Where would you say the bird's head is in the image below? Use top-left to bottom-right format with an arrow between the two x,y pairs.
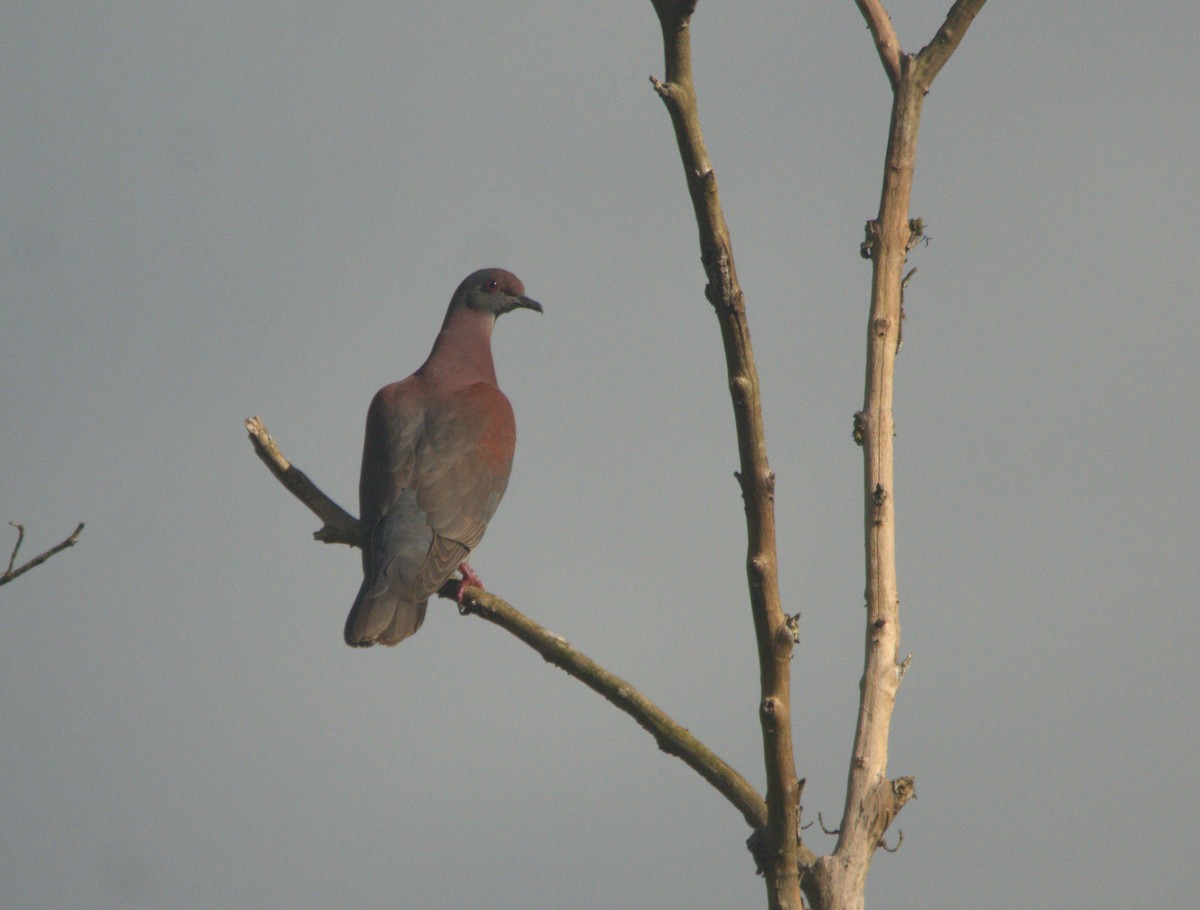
453,268 -> 543,318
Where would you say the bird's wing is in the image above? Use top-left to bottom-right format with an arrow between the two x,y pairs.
359,378 -> 426,526
361,380 -> 516,603
409,382 -> 516,595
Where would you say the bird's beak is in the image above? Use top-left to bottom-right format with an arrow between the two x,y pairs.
514,295 -> 543,314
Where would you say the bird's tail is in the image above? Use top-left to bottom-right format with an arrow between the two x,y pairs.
344,577 -> 427,647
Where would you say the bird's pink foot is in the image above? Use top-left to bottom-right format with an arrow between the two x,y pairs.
456,562 -> 485,603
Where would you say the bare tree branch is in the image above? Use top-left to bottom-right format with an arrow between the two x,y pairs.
442,578 -> 772,833
244,416 -> 358,545
854,0 -> 902,88
804,3 -> 988,907
914,0 -> 988,88
4,523 -> 22,577
648,3 -> 801,908
244,415 -> 778,839
1,521 -> 85,587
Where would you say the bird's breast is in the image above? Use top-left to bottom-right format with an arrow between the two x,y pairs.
456,383 -> 516,474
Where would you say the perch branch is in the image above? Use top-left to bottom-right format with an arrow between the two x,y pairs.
649,2 -> 801,907
244,416 -> 358,545
245,415 -> 779,839
1,521 -> 85,587
444,579 -> 772,833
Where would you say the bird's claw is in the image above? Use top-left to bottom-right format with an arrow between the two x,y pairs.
456,562 -> 485,604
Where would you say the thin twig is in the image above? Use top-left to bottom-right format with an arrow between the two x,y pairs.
5,523 -> 24,576
0,522 -> 85,587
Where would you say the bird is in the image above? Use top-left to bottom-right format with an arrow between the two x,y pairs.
344,268 -> 542,647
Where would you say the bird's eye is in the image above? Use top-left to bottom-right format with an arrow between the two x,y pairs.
484,279 -> 499,291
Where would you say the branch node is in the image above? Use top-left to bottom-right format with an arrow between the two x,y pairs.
872,483 -> 888,507
906,217 -> 927,252
774,618 -> 798,654
759,696 -> 782,731
852,411 -> 867,446
785,612 -> 801,644
5,522 -> 24,574
897,653 -> 913,682
860,219 -> 880,259
745,828 -> 767,877
728,373 -> 751,399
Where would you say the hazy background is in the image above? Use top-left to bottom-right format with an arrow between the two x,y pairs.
3,3 -> 1196,908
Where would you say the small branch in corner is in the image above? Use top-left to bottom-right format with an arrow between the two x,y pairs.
4,522 -> 23,576
0,521 -> 85,587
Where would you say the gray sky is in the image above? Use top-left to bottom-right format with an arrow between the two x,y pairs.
2,3 -> 1196,908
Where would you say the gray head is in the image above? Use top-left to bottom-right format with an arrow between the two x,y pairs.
451,268 -> 543,318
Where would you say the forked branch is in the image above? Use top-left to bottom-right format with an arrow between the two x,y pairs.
1,521 -> 85,588
805,2 -> 987,907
